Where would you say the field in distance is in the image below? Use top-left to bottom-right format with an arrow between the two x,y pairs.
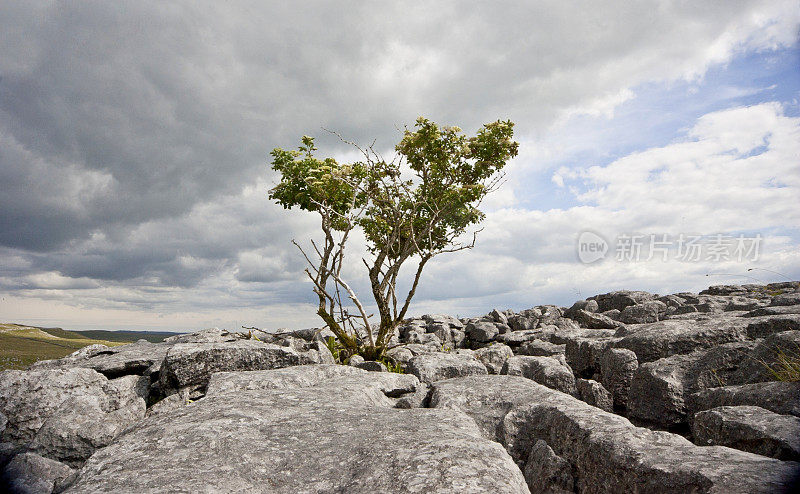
0,323 -> 178,371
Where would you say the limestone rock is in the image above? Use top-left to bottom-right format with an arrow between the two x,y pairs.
590,290 -> 654,312
29,375 -> 147,467
29,341 -> 171,379
693,405 -> 800,461
406,353 -> 487,384
0,369 -> 108,445
515,340 -> 565,357
614,316 -> 751,363
465,321 -> 500,343
1,452 -> 74,494
618,300 -> 666,324
627,341 -> 756,428
157,340 -> 321,395
474,344 -> 514,374
575,379 -> 613,412
570,309 -> 621,329
523,440 -> 574,494
501,356 -> 576,396
600,348 -> 638,411
501,387 -> 799,493
66,369 -> 528,494
731,330 -> 800,385
687,381 -> 800,419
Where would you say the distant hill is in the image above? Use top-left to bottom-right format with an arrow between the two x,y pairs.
0,323 -> 180,371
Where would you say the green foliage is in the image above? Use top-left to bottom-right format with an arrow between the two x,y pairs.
379,357 -> 405,374
761,344 -> 800,382
325,336 -> 343,362
268,117 -> 518,361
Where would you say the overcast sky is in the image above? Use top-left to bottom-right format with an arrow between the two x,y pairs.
1,1 -> 799,332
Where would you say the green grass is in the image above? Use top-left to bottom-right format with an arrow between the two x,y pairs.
0,323 -> 176,371
761,344 -> 800,382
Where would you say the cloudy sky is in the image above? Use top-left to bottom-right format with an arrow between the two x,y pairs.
1,1 -> 799,332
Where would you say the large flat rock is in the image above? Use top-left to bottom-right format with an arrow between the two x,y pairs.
157,340 -> 322,393
66,367 -> 528,494
428,375 -> 799,493
693,406 -> 800,461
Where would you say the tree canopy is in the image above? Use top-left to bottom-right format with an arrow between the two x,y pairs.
269,117 -> 518,361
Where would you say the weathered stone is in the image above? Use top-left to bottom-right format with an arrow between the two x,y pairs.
515,340 -> 565,357
431,375 -> 798,493
725,297 -> 765,311
614,316 -> 751,363
385,346 -> 414,366
1,452 -> 74,494
575,379 -> 613,412
29,341 -> 172,379
501,356 -> 576,396
687,381 -> 800,419
536,306 -> 564,326
565,337 -> 620,378
627,342 -> 757,428
406,353 -> 487,384
508,309 -> 540,331
564,299 -> 599,318
745,305 -> 800,317
465,321 -> 500,343
745,315 -> 800,338
490,308 -> 509,324
422,313 -> 464,330
693,406 -> 800,461
394,383 -> 431,409
501,387 -> 799,494
354,360 -> 388,372
771,292 -> 800,306
618,300 -> 666,324
541,325 -> 613,345
570,309 -> 621,329
498,330 -> 542,346
29,375 -> 147,467
600,348 -> 638,411
523,440 -> 574,494
731,330 -> 800,384
406,331 -> 442,346
474,344 -> 514,374
66,370 -> 528,494
0,369 -> 108,445
590,290 -> 655,312
347,355 -> 365,366
157,340 -> 320,394
428,375 -> 548,442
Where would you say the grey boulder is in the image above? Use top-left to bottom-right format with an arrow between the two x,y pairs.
66,367 -> 528,494
406,353 -> 487,384
693,405 -> 800,461
2,452 -> 74,494
157,340 -> 321,395
474,344 -> 513,374
501,356 -> 576,396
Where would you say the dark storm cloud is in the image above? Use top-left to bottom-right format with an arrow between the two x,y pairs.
0,0 -> 795,307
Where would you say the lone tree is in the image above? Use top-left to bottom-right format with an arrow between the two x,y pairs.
269,117 -> 518,361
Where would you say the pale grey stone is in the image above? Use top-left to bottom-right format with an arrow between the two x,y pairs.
465,321 -> 500,343
157,340 -> 321,394
600,347 -> 638,411
2,452 -> 74,494
66,370 -> 528,494
501,356 -> 576,396
0,369 -> 108,445
406,353 -> 487,384
523,440 -> 574,494
693,405 -> 800,461
576,379 -> 613,412
474,344 -> 513,374
618,300 -> 667,324
687,381 -> 800,419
